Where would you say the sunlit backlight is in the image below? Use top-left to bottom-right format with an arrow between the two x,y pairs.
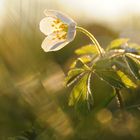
59,0 -> 140,30
0,0 -> 5,15
0,0 -> 5,29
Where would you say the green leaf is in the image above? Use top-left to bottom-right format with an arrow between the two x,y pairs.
107,38 -> 129,50
86,73 -> 94,109
116,70 -> 137,88
105,49 -> 125,59
75,44 -> 98,55
128,43 -> 140,54
126,53 -> 140,60
95,70 -> 125,88
70,58 -> 91,70
68,73 -> 93,107
125,54 -> 140,80
111,57 -> 128,70
68,73 -> 88,106
65,68 -> 85,87
76,55 -> 92,64
94,90 -> 116,111
93,58 -> 112,70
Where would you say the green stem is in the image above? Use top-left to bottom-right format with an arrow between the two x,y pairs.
114,88 -> 124,109
76,26 -> 104,57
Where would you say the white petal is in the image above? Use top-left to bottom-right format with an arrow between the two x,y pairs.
44,9 -> 77,25
41,35 -> 68,52
67,23 -> 76,42
39,17 -> 56,36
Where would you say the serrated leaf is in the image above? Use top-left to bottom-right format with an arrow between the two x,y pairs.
65,68 -> 85,87
107,38 -> 129,50
70,58 -> 91,70
126,53 -> 140,60
105,49 -> 125,59
125,54 -> 140,80
87,73 -> 94,109
116,70 -> 137,88
92,58 -> 112,70
68,73 -> 93,107
95,70 -> 125,88
111,57 -> 128,70
101,90 -> 116,107
68,74 -> 88,106
75,44 -> 98,55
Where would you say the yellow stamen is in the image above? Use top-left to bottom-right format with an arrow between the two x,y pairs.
51,20 -> 68,40
59,24 -> 67,29
53,19 -> 61,24
61,33 -> 67,39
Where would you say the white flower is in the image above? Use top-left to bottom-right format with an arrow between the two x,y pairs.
39,10 -> 76,52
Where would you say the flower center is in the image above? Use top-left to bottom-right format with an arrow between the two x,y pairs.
51,19 -> 68,40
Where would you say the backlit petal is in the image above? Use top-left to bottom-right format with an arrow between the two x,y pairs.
44,10 -> 77,25
67,23 -> 76,41
41,35 -> 68,52
40,10 -> 77,52
39,17 -> 56,36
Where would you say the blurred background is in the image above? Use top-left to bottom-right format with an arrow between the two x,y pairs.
0,0 -> 140,139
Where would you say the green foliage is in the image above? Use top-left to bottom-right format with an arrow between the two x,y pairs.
66,38 -> 140,110
65,68 -> 85,87
124,54 -> 140,80
107,38 -> 129,50
95,70 -> 125,88
94,89 -> 116,111
92,58 -> 112,69
70,58 -> 91,70
68,73 -> 92,106
75,55 -> 92,64
128,43 -> 140,54
116,70 -> 137,88
75,44 -> 98,55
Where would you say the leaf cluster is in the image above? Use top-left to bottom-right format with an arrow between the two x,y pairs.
65,38 -> 140,110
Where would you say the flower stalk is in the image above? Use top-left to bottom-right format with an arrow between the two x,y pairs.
76,26 -> 104,57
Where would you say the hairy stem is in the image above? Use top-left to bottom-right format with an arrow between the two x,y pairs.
76,26 -> 104,57
114,88 -> 124,109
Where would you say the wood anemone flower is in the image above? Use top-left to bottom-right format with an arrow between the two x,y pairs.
39,10 -> 77,52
